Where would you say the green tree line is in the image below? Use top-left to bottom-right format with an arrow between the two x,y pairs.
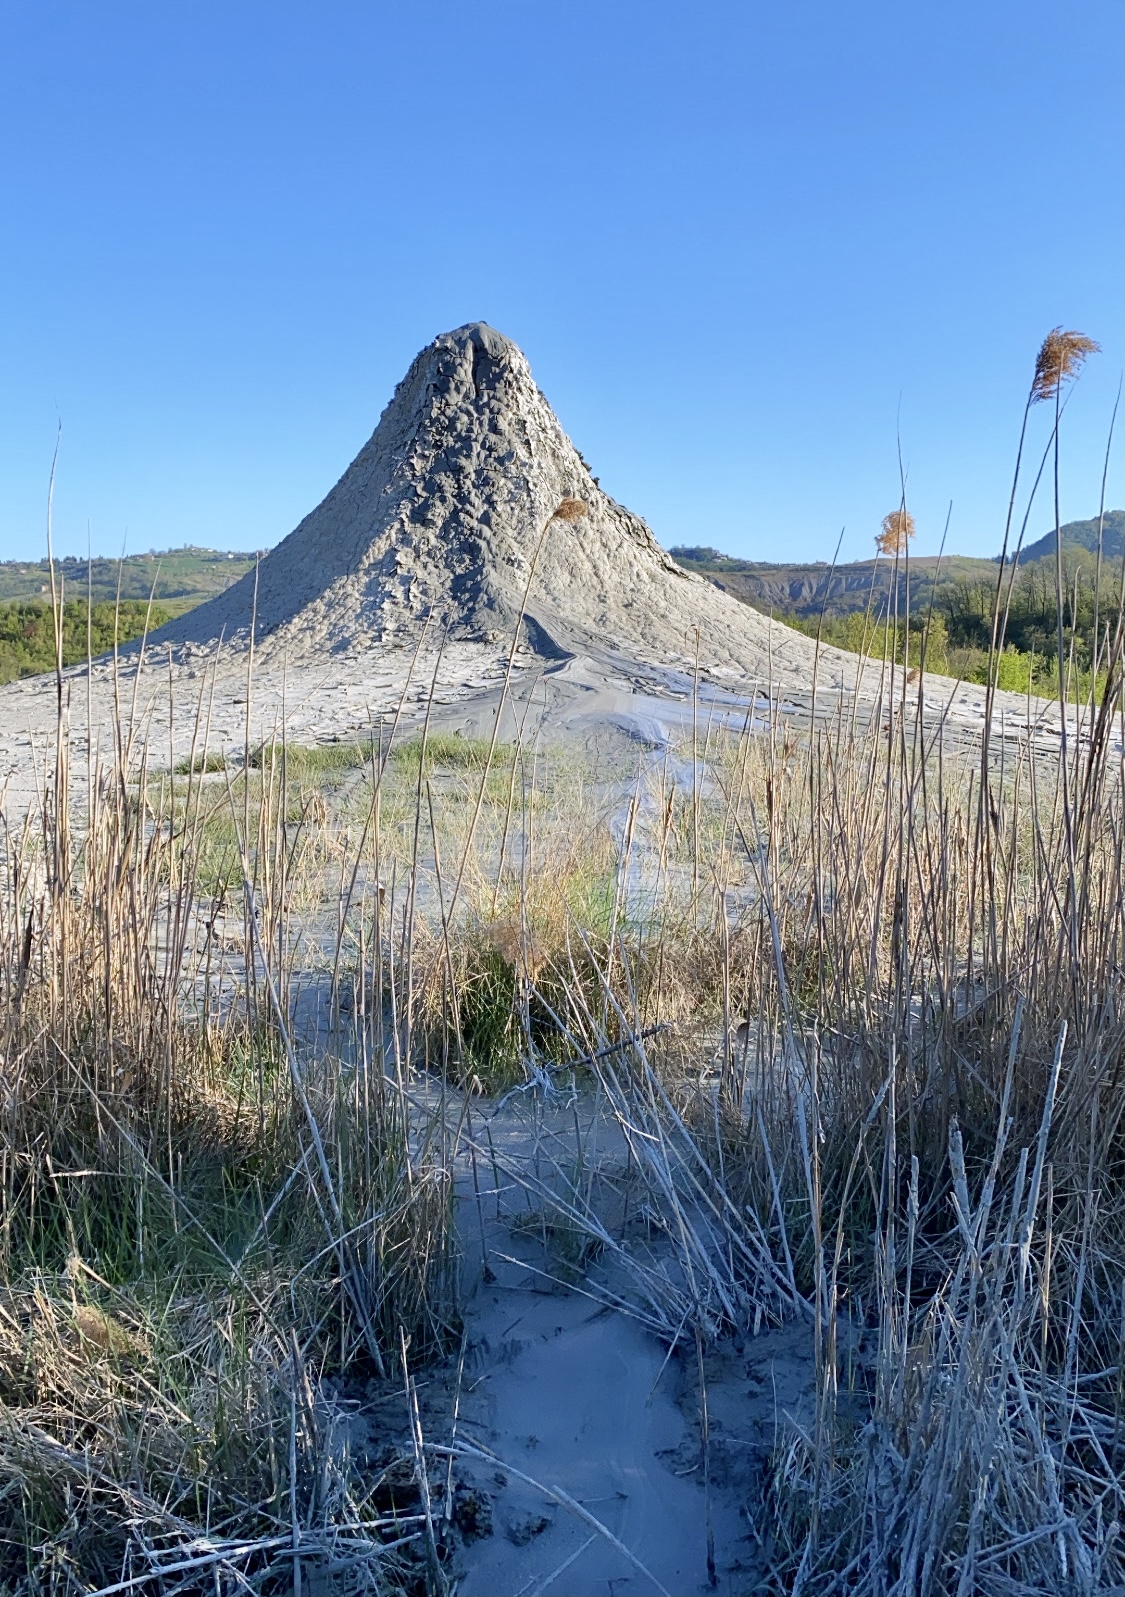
0,599 -> 178,685
783,550 -> 1123,704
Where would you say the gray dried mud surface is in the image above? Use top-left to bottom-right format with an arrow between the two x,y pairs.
0,630 -> 1092,827
434,1090 -> 817,1597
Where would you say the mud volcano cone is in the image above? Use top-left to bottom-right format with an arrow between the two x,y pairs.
156,322 -> 780,672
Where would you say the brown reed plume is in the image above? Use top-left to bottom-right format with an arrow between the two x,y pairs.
552,496 -> 588,522
1030,327 -> 1100,404
875,507 -> 915,557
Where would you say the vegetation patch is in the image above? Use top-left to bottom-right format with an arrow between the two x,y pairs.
675,509 -> 1125,704
391,730 -> 510,773
248,736 -> 371,778
174,748 -> 229,774
0,597 -> 186,684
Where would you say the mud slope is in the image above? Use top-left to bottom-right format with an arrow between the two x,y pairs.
149,323 -> 857,686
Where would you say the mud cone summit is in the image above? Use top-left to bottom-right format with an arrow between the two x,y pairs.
154,322 -> 788,673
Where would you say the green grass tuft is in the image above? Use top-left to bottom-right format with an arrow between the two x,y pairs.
392,731 -> 510,772
174,749 -> 229,774
247,738 -> 371,777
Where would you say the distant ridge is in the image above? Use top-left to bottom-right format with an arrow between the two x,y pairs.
670,512 -> 1125,622
0,548 -> 257,605
1009,509 -> 1123,566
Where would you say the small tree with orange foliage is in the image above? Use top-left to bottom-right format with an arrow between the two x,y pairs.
875,508 -> 916,558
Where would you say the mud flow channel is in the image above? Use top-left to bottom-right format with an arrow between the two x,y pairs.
419,1084 -> 816,1597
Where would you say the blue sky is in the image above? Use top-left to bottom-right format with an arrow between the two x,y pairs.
1,1 -> 1121,566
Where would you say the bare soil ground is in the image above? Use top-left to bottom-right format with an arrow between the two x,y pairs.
0,629 -> 1093,828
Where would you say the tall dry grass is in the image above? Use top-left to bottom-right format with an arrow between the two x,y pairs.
0,662 -> 457,1591
690,693 -> 1125,1595
457,671 -> 1123,1592
358,567 -> 1124,1590
383,331 -> 1123,1592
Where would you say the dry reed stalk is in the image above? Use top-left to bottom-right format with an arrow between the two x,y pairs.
443,498 -> 587,934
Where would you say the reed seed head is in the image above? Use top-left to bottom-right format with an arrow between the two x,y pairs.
1031,327 -> 1100,404
552,498 -> 588,522
875,508 -> 916,557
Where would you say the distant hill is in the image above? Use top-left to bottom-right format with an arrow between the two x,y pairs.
669,514 -> 1125,621
668,548 -> 994,621
0,546 -> 259,604
1010,510 -> 1123,566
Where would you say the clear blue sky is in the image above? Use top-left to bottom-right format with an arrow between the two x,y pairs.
1,1 -> 1121,566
